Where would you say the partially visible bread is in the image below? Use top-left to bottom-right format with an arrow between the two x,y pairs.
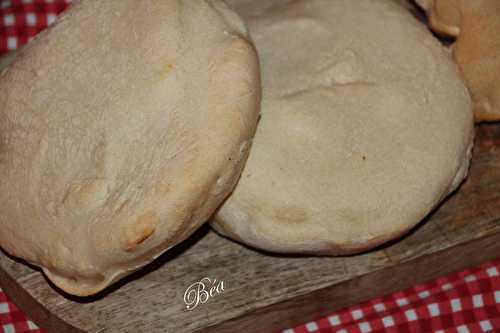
417,0 -> 500,122
0,0 -> 260,296
212,0 -> 474,255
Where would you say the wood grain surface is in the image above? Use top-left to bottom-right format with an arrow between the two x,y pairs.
1,122 -> 499,333
1,3 -> 500,332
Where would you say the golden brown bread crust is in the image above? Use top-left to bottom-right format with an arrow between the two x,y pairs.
416,0 -> 500,122
0,0 -> 261,296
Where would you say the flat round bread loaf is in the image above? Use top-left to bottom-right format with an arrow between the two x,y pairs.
213,0 -> 474,255
0,0 -> 260,296
417,0 -> 500,122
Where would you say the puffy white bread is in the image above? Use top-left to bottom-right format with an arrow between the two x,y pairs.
416,0 -> 500,122
0,0 -> 260,296
212,0 -> 474,255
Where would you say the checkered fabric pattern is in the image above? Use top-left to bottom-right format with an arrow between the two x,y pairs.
0,291 -> 40,333
1,1 -> 500,333
283,260 -> 500,333
1,261 -> 499,333
0,0 -> 70,55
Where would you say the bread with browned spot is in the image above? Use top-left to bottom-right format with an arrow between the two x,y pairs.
416,0 -> 500,122
0,0 -> 260,296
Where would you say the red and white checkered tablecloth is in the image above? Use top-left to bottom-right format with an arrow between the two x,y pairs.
0,291 -> 40,333
0,260 -> 499,333
1,1 -> 500,333
0,0 -> 69,54
282,259 -> 500,333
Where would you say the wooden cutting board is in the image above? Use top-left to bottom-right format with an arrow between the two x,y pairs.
2,124 -> 500,333
2,10 -> 500,333
1,120 -> 500,333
